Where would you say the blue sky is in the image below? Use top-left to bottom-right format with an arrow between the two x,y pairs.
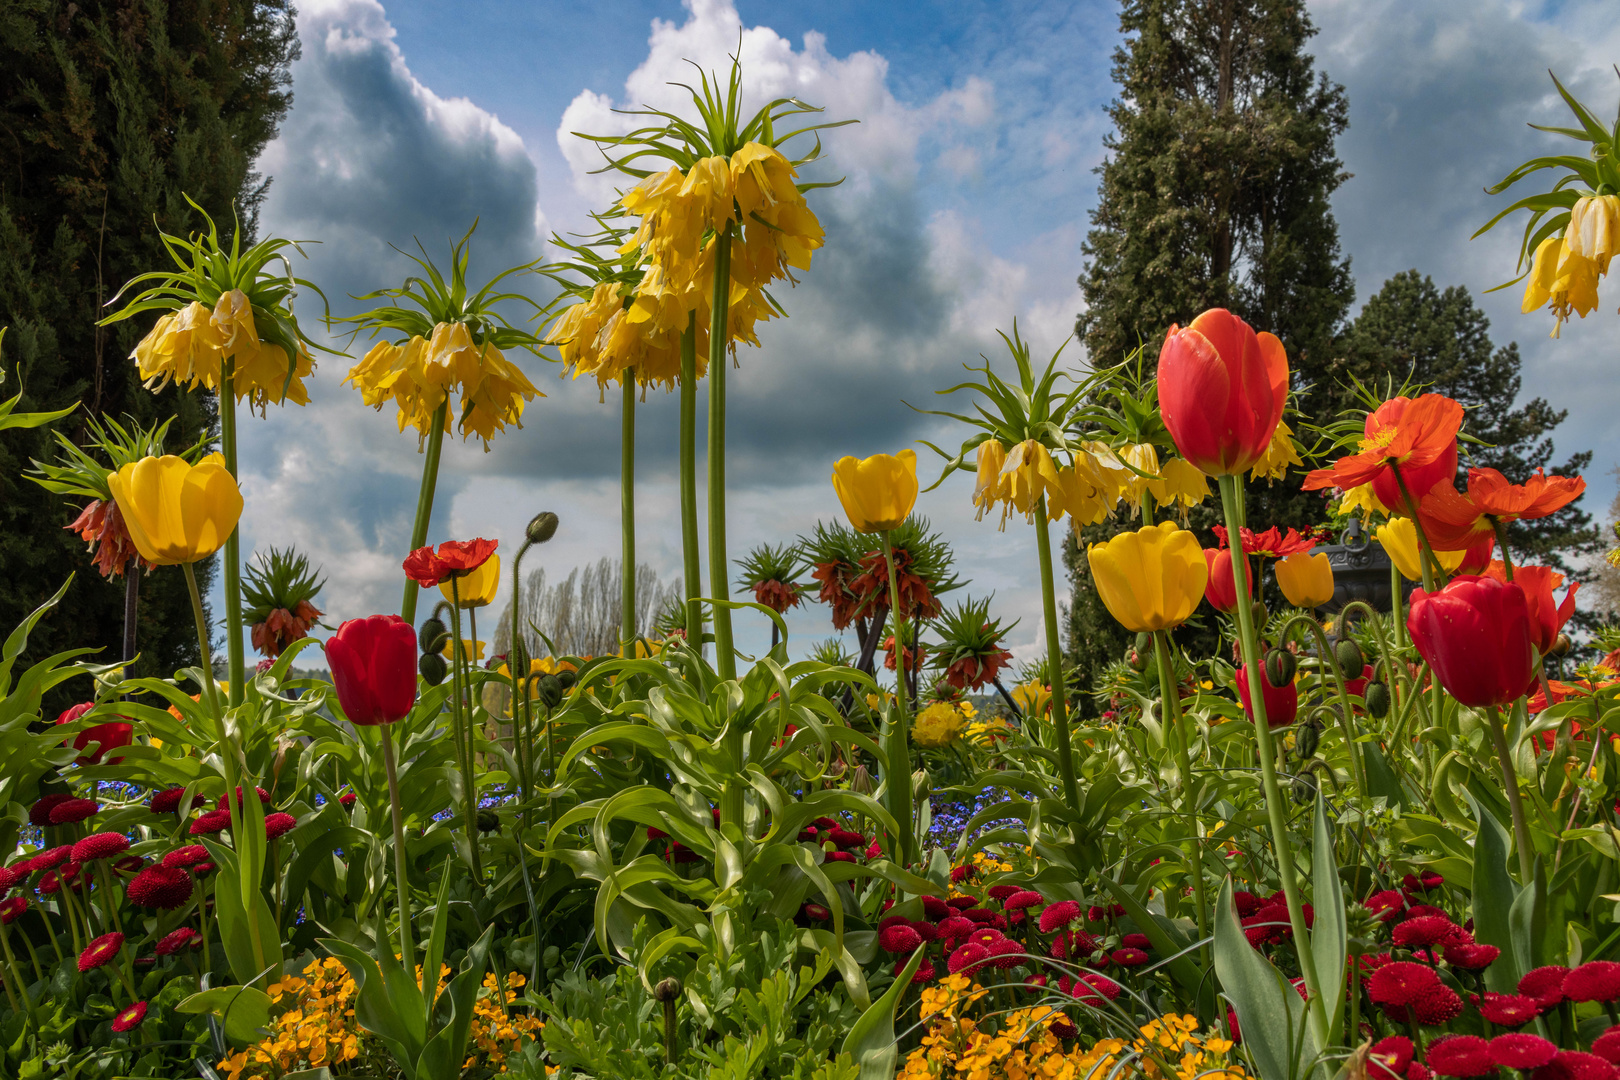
236,0 -> 1620,667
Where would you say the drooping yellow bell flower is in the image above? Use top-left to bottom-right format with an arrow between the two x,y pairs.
1523,235 -> 1601,338
1249,420 -> 1304,482
1376,517 -> 1465,581
133,302 -> 224,393
106,453 -> 243,566
130,290 -> 314,409
1047,457 -> 1115,527
1275,552 -> 1335,608
1567,194 -> 1620,274
832,449 -> 918,533
972,439 -> 1010,521
1086,521 -> 1207,632
439,553 -> 500,609
1150,457 -> 1211,512
1340,483 -> 1388,518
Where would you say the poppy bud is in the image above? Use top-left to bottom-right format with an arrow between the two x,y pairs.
475,808 -> 501,833
1292,773 -> 1317,804
1134,631 -> 1153,656
653,976 -> 682,1002
1335,639 -> 1364,676
557,669 -> 577,690
536,674 -> 562,708
1549,633 -> 1573,658
1128,648 -> 1148,672
418,618 -> 446,654
1264,648 -> 1295,688
1365,681 -> 1391,718
1296,721 -> 1320,759
418,653 -> 448,686
526,511 -> 560,545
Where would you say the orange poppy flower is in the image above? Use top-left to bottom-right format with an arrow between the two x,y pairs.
1303,394 -> 1463,511
1483,561 -> 1578,656
1418,468 -> 1585,550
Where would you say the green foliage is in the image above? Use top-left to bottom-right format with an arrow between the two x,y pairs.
241,546 -> 327,625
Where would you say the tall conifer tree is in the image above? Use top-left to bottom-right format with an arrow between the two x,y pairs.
1065,0 -> 1356,713
0,1 -> 297,694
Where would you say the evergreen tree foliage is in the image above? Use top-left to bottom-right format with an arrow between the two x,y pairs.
1338,270 -> 1602,583
0,1 -> 297,697
1066,0 -> 1355,712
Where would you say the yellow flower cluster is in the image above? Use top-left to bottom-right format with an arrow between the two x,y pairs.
1248,421 -> 1303,483
543,279 -> 708,393
914,701 -> 970,748
218,958 -> 366,1080
965,714 -> 1011,748
465,972 -> 548,1074
345,321 -> 542,448
901,990 -> 1247,1080
973,440 -> 1209,531
133,290 -> 315,410
1524,194 -> 1620,337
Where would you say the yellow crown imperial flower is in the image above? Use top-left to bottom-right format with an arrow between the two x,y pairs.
1248,420 -> 1303,482
1522,234 -> 1601,338
1567,193 -> 1620,274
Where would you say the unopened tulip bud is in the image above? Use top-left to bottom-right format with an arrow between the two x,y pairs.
526,511 -> 559,545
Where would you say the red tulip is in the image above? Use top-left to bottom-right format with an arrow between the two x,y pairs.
1203,548 -> 1250,613
1157,309 -> 1288,476
55,703 -> 133,766
1406,576 -> 1534,707
323,616 -> 418,725
1484,563 -> 1577,657
1236,663 -> 1297,728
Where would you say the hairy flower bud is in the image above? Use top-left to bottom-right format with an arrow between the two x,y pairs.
418,652 -> 448,686
1264,648 -> 1296,689
1335,638 -> 1365,676
526,511 -> 559,545
1365,681 -> 1391,718
418,618 -> 447,654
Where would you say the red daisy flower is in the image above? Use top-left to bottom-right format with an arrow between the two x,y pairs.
987,885 -> 1020,903
193,862 -> 215,876
921,896 -> 952,921
968,928 -> 1004,949
909,920 -> 938,943
1520,966 -> 1573,1011
78,931 -> 124,972
1394,916 -> 1472,950
217,786 -> 271,811
1365,890 -> 1408,922
826,828 -> 865,848
877,914 -> 911,932
1411,983 -> 1465,1026
1122,933 -> 1152,950
189,809 -> 233,836
1534,1051 -> 1620,1080
1112,947 -> 1150,967
1478,993 -> 1540,1027
155,927 -> 204,957
1232,891 -> 1263,917
1444,944 -> 1500,971
162,845 -> 210,870
1590,1029 -> 1620,1066
149,787 -> 205,814
946,896 -> 978,911
0,897 -> 26,924
801,903 -> 830,922
948,942 -> 990,977
126,866 -> 194,910
71,832 -> 131,863
878,925 -> 922,953
1038,901 -> 1081,933
1071,972 -> 1122,1004
936,916 -> 976,943
263,813 -> 297,840
111,1000 -> 148,1033
949,865 -> 975,884
897,958 -> 936,984
33,845 -> 73,872
1491,1034 -> 1559,1071
338,791 -> 357,809
1004,890 -> 1044,912
986,938 -> 1024,969
823,851 -> 855,864
1426,1035 -> 1494,1078
1367,961 -> 1443,1005
1370,1036 -> 1414,1079
28,794 -> 73,828
49,798 -> 100,825
1565,962 -> 1620,1004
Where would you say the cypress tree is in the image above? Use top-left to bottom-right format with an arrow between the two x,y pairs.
1065,0 -> 1357,713
0,1 -> 296,700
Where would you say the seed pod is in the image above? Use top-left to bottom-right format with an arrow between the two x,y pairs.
526,511 -> 560,545
1335,639 -> 1364,676
1364,681 -> 1391,718
418,652 -> 448,686
556,669 -> 577,690
418,617 -> 447,654
1264,648 -> 1296,688
1292,773 -> 1318,805
536,674 -> 562,708
475,808 -> 501,833
1295,721 -> 1321,759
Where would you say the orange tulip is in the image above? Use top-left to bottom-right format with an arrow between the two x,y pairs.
1303,394 -> 1463,514
1418,468 -> 1586,551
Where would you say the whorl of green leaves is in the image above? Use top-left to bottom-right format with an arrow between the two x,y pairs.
241,547 -> 327,624
28,413 -> 202,503
929,595 -> 1017,676
735,542 -> 805,592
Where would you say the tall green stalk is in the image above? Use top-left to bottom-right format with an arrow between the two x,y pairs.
401,403 -> 449,626
1485,702 -> 1536,881
1217,473 -> 1328,1043
1152,628 -> 1208,953
622,374 -> 637,648
707,226 -> 736,680
880,531 -> 915,868
220,364 -> 244,707
379,724 -> 416,974
447,578 -> 482,879
1031,501 -> 1081,810
679,315 -> 704,645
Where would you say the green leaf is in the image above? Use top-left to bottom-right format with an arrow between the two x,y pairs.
1467,792 -> 1522,993
840,946 -> 925,1080
176,986 -> 275,1046
1095,877 -> 1211,1013
1212,878 -> 1319,1080
1362,742 -> 1407,807
417,925 -> 495,1080
1510,857 -> 1548,980
1310,796 -> 1346,1044
279,824 -> 369,930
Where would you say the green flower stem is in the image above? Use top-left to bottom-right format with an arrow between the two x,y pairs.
1390,560 -> 1408,651
707,224 -> 736,680
1493,518 -> 1515,581
881,531 -> 915,868
1031,500 -> 1081,810
1217,473 -> 1328,1044
1484,702 -> 1536,881
401,403 -> 449,626
448,577 -> 482,879
679,314 -> 704,645
1283,614 -> 1368,802
1391,466 -> 1447,745
379,722 -> 416,975
220,364 -> 244,707
1152,628 -> 1208,953
622,374 -> 637,648
0,925 -> 24,1021
509,541 -> 534,827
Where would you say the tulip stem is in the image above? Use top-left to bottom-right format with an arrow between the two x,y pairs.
679,314 -> 704,648
401,404 -> 449,626
1152,628 -> 1207,956
1217,474 -> 1328,1045
622,373 -> 637,648
880,531 -> 916,868
220,364 -> 244,707
1392,465 -> 1448,746
1031,501 -> 1081,811
510,542 -> 533,826
1484,703 -> 1537,881
448,577 -> 482,880
707,224 -> 736,681
379,723 -> 416,975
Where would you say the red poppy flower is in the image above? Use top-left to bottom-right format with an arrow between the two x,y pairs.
1157,308 -> 1288,475
1304,394 -> 1464,512
111,1000 -> 148,1033
1237,663 -> 1298,728
1419,468 -> 1586,550
78,931 -> 124,972
401,537 -> 497,588
1481,563 -> 1578,658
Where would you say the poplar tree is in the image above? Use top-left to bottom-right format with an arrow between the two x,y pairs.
1065,0 -> 1356,713
0,1 -> 297,693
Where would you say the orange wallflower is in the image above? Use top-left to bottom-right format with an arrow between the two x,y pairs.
1303,394 -> 1463,512
1418,468 -> 1586,550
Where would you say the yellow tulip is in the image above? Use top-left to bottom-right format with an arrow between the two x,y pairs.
440,553 -> 500,608
1086,521 -> 1206,632
1275,552 -> 1335,608
1376,517 -> 1465,581
107,453 -> 243,566
439,638 -> 486,661
831,449 -> 918,533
